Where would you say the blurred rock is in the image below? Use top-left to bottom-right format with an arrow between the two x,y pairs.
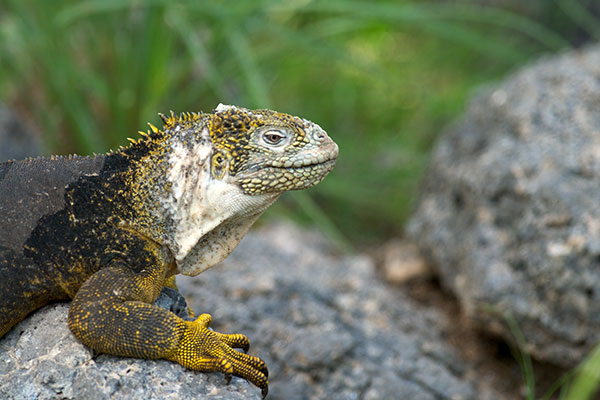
179,223 -> 477,400
377,238 -> 432,284
407,45 -> 600,367
0,104 -> 42,162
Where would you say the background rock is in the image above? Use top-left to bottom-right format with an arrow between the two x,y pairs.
377,238 -> 432,284
0,223 -> 479,400
407,44 -> 600,367
0,104 -> 42,162
179,224 -> 477,400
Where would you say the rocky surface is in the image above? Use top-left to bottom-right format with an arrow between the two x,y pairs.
407,44 -> 600,367
0,104 -> 42,162
0,223 -> 479,400
179,224 -> 478,400
0,304 -> 258,400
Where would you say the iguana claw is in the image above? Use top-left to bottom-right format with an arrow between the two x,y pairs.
168,313 -> 269,396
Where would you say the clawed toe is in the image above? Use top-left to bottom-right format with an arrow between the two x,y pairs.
218,332 -> 250,353
173,318 -> 269,397
260,363 -> 269,378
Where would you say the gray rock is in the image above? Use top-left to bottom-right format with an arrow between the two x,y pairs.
178,223 -> 477,400
407,44 -> 600,367
0,105 -> 42,162
0,304 -> 258,400
0,223 -> 478,399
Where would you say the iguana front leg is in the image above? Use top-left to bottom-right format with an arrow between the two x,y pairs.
67,256 -> 269,396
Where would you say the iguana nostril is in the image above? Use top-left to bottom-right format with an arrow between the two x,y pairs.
312,130 -> 326,141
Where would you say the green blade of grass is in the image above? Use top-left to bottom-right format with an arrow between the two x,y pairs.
482,306 -> 536,399
131,5 -> 174,134
56,0 -> 166,25
290,191 -> 352,252
254,19 -> 386,79
223,25 -> 272,108
540,369 -> 575,400
556,0 -> 600,42
166,8 -> 231,101
565,343 -> 600,400
421,3 -> 569,50
417,19 -> 526,63
11,0 -> 106,153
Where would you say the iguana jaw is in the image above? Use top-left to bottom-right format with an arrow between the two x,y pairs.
237,149 -> 338,194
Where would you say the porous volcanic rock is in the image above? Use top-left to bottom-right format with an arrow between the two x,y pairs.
407,45 -> 600,366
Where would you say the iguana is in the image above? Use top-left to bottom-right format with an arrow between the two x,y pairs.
0,104 -> 338,397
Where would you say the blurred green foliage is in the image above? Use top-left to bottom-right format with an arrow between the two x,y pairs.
0,0 -> 596,246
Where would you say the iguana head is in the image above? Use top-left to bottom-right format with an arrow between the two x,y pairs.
151,104 -> 338,275
208,104 -> 338,194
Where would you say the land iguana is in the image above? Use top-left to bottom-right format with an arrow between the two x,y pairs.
0,104 -> 338,397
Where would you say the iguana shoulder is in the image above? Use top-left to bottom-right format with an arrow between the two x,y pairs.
0,104 -> 338,397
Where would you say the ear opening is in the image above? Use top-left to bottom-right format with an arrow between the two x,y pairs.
210,151 -> 229,179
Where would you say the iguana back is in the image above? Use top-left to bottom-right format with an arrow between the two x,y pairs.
0,156 -> 105,334
0,156 -> 105,252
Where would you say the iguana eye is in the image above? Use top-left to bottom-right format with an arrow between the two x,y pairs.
262,130 -> 286,146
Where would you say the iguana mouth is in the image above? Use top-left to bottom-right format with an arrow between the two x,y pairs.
268,158 -> 336,170
266,143 -> 339,169
288,158 -> 336,171
238,158 -> 336,195
241,143 -> 338,175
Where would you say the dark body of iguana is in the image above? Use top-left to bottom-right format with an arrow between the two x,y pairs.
0,104 -> 338,397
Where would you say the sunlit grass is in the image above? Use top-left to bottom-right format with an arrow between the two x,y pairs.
565,343 -> 600,400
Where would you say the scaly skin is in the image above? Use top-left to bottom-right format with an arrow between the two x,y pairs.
0,104 -> 338,397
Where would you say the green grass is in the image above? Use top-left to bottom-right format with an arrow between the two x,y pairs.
0,0 -> 587,245
564,343 -> 600,400
484,307 -> 600,400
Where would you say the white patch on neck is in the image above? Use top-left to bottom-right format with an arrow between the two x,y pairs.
162,129 -> 278,276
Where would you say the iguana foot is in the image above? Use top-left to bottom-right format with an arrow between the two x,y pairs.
169,313 -> 269,397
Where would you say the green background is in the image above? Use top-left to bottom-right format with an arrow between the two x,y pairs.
0,0 -> 596,247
